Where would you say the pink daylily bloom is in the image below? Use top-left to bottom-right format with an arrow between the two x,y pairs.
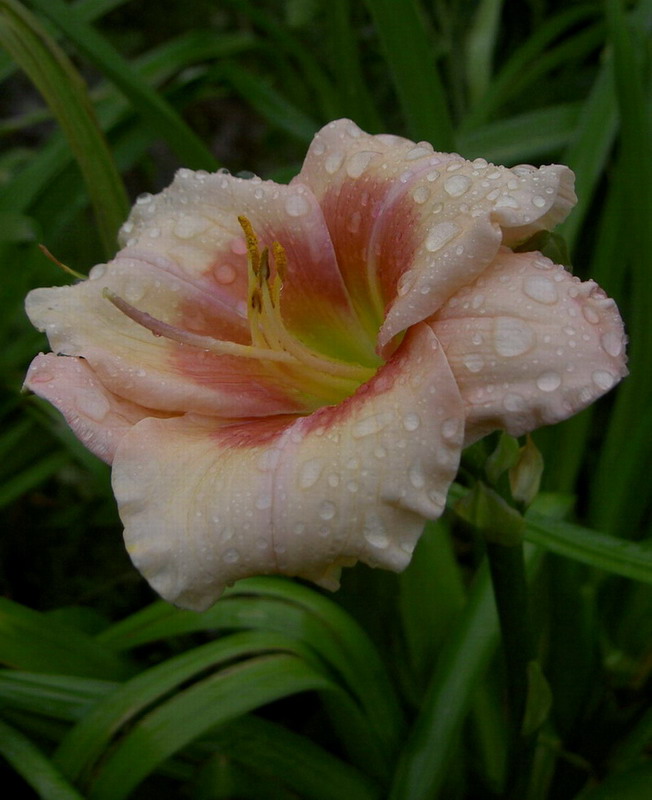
24,119 -> 627,610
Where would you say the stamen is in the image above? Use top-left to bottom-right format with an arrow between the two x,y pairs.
103,289 -> 297,363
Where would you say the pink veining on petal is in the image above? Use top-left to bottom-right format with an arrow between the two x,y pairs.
115,323 -> 464,610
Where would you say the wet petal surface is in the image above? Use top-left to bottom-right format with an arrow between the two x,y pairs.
431,248 -> 628,443
114,324 -> 463,609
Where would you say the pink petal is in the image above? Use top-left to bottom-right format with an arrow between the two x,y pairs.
25,260 -> 309,418
297,119 -> 576,350
23,354 -> 164,463
113,323 -> 464,610
120,170 -> 372,362
430,248 -> 628,444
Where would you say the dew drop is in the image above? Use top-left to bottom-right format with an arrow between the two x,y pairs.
325,151 -> 345,174
412,185 -> 431,204
503,392 -> 526,412
299,458 -> 323,489
345,150 -> 376,178
293,522 -> 306,535
88,264 -> 107,280
408,462 -> 426,489
363,512 -> 390,548
405,145 -> 432,160
463,353 -> 484,372
285,194 -> 310,217
582,305 -> 601,324
532,195 -> 547,208
536,371 -> 562,392
444,174 -> 471,197
494,317 -> 535,357
230,237 -> 248,255
592,370 -> 615,390
495,194 -> 520,209
214,264 -> 236,285
174,216 -> 209,239
223,548 -> 240,564
327,473 -> 340,487
441,417 -> 460,441
353,412 -> 392,438
318,500 -> 336,520
425,222 -> 459,252
403,412 -> 421,431
601,331 -> 623,357
523,275 -> 558,304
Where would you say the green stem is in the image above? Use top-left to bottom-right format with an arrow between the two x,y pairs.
486,540 -> 537,799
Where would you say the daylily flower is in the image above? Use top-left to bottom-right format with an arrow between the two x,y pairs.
24,119 -> 627,610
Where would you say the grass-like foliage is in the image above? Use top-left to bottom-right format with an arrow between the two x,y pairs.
1,0 -> 651,797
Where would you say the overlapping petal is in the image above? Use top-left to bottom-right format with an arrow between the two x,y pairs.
24,353 -> 165,463
431,248 -> 628,443
297,119 -> 576,351
25,259 -> 307,418
114,324 -> 463,610
119,169 -> 373,362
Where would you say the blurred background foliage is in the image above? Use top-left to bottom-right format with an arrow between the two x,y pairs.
0,0 -> 651,798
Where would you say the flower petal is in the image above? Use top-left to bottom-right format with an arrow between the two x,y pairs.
25,260 -> 309,418
24,353 -> 164,463
121,169 -> 372,362
430,248 -> 628,444
297,119 -> 576,349
113,323 -> 464,610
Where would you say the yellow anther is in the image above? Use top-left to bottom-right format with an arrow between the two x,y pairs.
237,215 -> 260,274
271,241 -> 287,283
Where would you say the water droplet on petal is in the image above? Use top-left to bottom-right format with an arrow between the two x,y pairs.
223,548 -> 240,564
299,458 -> 323,489
425,222 -> 459,252
494,317 -> 535,357
536,371 -> 562,392
495,194 -> 520,209
601,331 -> 623,357
214,264 -> 236,285
592,370 -> 615,390
532,195 -> 547,208
89,264 -> 107,280
285,194 -> 310,217
346,150 -> 376,178
318,500 -> 336,520
444,174 -> 471,197
174,216 -> 209,239
441,417 -> 460,441
363,511 -> 390,548
405,145 -> 432,160
408,462 -> 426,489
463,354 -> 484,372
504,393 -> 526,412
325,151 -> 344,174
412,185 -> 430,204
523,275 -> 558,304
403,412 -> 420,431
582,305 -> 601,324
353,412 -> 393,438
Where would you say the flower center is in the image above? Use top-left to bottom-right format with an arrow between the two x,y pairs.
104,217 -> 377,407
